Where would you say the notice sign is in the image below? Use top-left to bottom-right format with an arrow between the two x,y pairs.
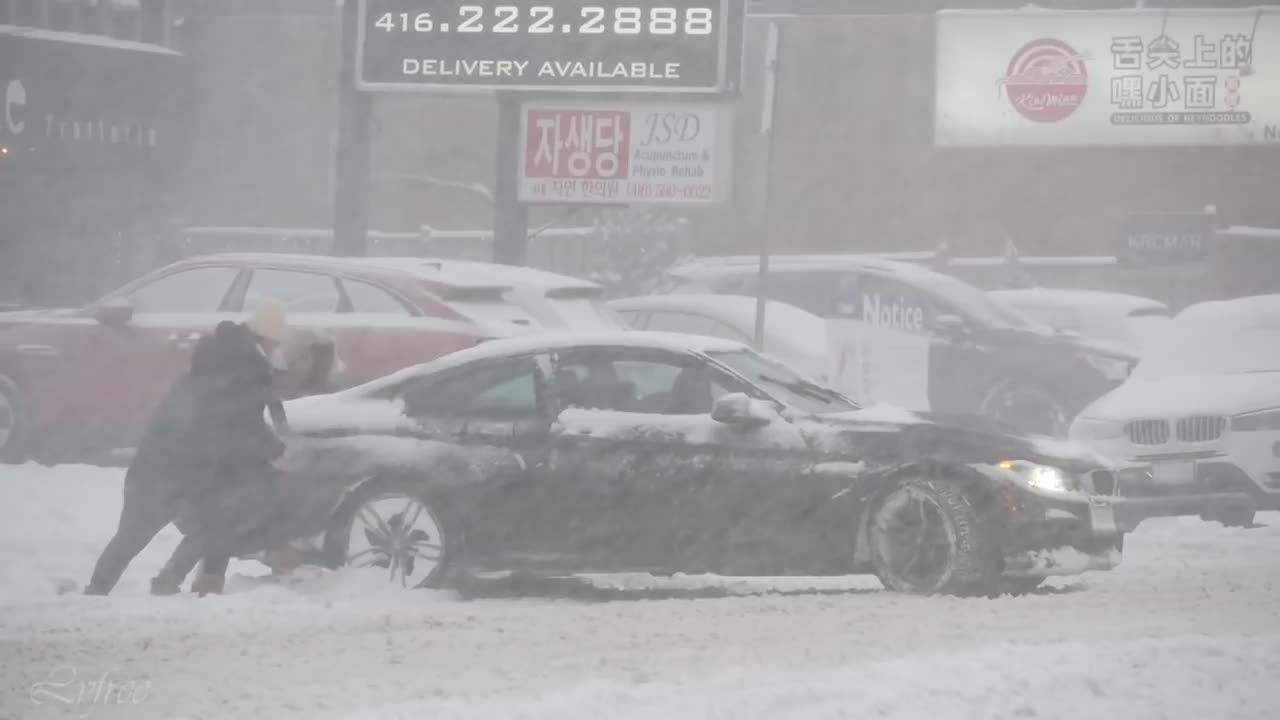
518,102 -> 729,206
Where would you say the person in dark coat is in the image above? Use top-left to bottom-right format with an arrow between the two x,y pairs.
84,299 -> 291,596
151,326 -> 341,592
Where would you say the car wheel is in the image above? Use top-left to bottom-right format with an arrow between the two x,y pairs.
868,475 -> 1001,596
1200,506 -> 1257,529
0,372 -> 29,464
999,577 -> 1046,596
978,379 -> 1070,438
322,476 -> 453,590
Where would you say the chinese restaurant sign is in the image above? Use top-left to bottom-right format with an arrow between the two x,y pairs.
935,8 -> 1280,146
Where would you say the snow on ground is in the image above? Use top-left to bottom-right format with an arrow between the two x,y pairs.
1,463 -> 1279,720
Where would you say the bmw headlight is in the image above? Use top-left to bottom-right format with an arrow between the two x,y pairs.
998,460 -> 1077,493
1232,408 -> 1280,432
1084,354 -> 1133,383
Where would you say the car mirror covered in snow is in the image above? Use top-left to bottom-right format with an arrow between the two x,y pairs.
92,297 -> 134,328
711,393 -> 778,427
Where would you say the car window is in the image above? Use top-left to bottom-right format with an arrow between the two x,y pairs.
554,350 -> 744,415
738,271 -> 853,317
403,359 -> 539,417
343,279 -> 411,315
644,311 -> 750,342
126,266 -> 240,313
244,269 -> 342,313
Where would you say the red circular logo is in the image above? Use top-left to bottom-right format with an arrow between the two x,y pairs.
1004,39 -> 1088,123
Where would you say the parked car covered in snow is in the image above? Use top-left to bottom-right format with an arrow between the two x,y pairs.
1069,295 -> 1280,528
608,294 -> 832,383
658,255 -> 1137,437
987,289 -> 1171,358
0,253 -> 620,463
265,332 -> 1124,597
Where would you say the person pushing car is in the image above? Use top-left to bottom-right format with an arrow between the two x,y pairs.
84,298 -> 292,596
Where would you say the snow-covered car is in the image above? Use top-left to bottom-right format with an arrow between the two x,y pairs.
265,331 -> 1123,597
658,255 -> 1137,437
0,253 -> 619,463
608,294 -> 832,383
987,289 -> 1171,357
1069,295 -> 1280,528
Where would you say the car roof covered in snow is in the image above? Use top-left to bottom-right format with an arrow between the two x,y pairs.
988,289 -> 1169,316
609,294 -> 828,343
170,253 -> 599,293
1175,294 -> 1280,329
343,330 -> 749,395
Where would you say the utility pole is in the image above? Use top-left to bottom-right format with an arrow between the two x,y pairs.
331,0 -> 373,257
492,93 -> 529,266
753,21 -> 783,352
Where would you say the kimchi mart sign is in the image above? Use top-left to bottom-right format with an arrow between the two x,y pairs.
518,101 -> 731,205
935,7 -> 1280,146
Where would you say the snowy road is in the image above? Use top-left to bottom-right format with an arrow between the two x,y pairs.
2,464 -> 1278,720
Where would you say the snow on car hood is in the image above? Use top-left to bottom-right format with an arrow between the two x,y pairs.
283,393 -> 414,434
1078,372 -> 1280,421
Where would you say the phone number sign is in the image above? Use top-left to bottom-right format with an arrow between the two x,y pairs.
518,102 -> 731,206
356,0 -> 742,93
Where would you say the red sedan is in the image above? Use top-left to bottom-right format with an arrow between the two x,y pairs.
0,253 -> 619,463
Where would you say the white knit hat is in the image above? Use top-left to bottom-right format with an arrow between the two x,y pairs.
246,297 -> 289,344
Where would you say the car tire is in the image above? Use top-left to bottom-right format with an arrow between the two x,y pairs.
978,379 -> 1071,438
868,474 -> 1001,596
1200,506 -> 1257,529
998,577 -> 1046,596
322,475 -> 455,590
0,372 -> 30,464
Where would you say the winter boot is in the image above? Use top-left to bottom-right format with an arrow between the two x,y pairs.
265,545 -> 304,577
150,574 -> 182,596
190,573 -> 225,597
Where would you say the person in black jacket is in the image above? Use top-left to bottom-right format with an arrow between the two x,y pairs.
84,299 -> 291,596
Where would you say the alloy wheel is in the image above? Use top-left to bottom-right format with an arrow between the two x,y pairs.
345,493 -> 446,588
870,487 -> 959,593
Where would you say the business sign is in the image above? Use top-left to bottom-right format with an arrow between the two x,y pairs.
1115,211 -> 1216,267
517,101 -> 730,205
356,0 -> 744,93
0,27 -> 185,160
935,8 -> 1280,146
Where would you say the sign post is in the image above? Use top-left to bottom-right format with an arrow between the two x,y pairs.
333,0 -> 374,257
346,0 -> 746,264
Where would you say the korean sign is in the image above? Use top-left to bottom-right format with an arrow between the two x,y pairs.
517,101 -> 731,205
935,8 -> 1280,146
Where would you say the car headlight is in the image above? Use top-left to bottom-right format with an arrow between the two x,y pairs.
998,460 -> 1077,493
1231,408 -> 1280,432
1068,417 -> 1125,441
1083,354 -> 1132,383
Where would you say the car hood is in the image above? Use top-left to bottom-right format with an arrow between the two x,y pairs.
1077,371 -> 1280,420
993,324 -> 1138,361
816,405 -> 1109,472
0,307 -> 83,324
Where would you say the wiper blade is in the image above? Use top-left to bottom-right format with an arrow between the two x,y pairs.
757,374 -> 839,403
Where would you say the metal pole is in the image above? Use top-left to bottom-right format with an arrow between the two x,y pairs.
753,21 -> 782,352
331,0 -> 373,257
492,93 -> 529,266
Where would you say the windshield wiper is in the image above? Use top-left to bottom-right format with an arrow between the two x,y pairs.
757,374 -> 842,404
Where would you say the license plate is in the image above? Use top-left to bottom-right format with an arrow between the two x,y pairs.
1152,461 -> 1196,486
1089,500 -> 1119,536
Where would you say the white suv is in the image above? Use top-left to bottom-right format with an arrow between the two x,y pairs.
1069,295 -> 1280,528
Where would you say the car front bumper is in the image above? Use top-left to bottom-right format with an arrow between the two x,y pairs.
1001,492 -> 1124,578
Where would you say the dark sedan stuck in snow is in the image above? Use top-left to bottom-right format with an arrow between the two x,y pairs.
264,332 -> 1124,596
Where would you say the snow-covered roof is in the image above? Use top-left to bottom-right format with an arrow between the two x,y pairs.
0,24 -> 181,56
1175,294 -> 1280,328
1218,225 -> 1280,241
609,294 -> 828,345
667,254 -> 931,280
988,289 -> 1168,316
177,253 -> 598,292
344,330 -> 749,395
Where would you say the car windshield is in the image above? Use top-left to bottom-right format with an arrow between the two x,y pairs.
1135,323 -> 1280,378
921,272 -> 1040,330
707,349 -> 858,415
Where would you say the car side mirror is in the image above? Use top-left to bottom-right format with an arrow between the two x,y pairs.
93,298 -> 134,327
711,393 -> 776,427
934,314 -> 968,340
